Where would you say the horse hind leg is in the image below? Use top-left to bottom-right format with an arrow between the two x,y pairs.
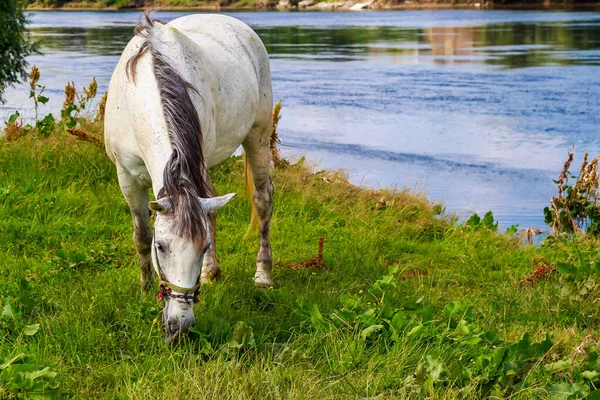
243,123 -> 274,287
116,166 -> 154,291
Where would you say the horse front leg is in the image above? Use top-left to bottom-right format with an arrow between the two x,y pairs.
117,166 -> 154,291
253,176 -> 273,287
243,125 -> 274,287
201,175 -> 221,283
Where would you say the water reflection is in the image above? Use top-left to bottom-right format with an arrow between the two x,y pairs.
29,18 -> 600,67
32,27 -> 133,56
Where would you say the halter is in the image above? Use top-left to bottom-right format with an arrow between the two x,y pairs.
152,233 -> 200,303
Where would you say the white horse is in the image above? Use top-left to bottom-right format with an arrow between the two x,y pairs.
104,11 -> 274,341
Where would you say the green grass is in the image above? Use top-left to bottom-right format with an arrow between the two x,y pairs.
2,132 -> 600,399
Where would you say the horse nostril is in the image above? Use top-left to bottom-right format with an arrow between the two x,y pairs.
168,320 -> 180,332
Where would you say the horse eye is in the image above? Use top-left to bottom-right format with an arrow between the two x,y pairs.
155,242 -> 165,253
203,241 -> 212,253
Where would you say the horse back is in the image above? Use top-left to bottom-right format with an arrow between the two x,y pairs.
104,14 -> 272,187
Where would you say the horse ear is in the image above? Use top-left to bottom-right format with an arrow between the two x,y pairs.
199,193 -> 236,212
148,198 -> 173,214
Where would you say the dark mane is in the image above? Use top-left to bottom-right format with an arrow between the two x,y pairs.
127,10 -> 211,250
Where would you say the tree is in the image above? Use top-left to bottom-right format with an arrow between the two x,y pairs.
0,0 -> 40,103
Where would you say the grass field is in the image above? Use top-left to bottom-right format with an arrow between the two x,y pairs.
2,127 -> 600,398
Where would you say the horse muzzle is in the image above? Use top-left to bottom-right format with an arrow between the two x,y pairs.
162,299 -> 196,343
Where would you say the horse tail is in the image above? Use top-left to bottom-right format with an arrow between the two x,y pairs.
244,151 -> 259,237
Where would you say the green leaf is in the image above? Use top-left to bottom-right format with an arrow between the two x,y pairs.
381,299 -> 393,319
40,113 -> 55,124
515,332 -> 531,354
227,321 -> 255,348
360,324 -> 384,340
483,331 -> 503,346
407,324 -> 425,337
421,309 -> 433,324
390,311 -> 408,333
556,262 -> 578,275
198,336 -> 214,355
309,304 -> 331,332
546,382 -> 588,400
505,224 -> 519,235
528,333 -> 553,359
425,355 -> 445,382
481,211 -> 498,231
443,301 -> 460,319
37,95 -> 49,105
1,300 -> 19,320
65,116 -> 77,129
339,295 -> 361,311
7,111 -> 20,124
582,370 -> 600,383
1,353 -> 28,370
456,321 -> 470,335
544,206 -> 553,224
463,337 -> 482,346
587,390 -> 600,400
402,299 -> 420,311
466,213 -> 480,227
491,347 -> 508,372
544,360 -> 570,372
24,324 -> 40,336
36,113 -> 56,137
25,366 -> 57,381
356,309 -> 378,326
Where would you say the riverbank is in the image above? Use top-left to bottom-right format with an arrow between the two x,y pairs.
3,111 -> 600,397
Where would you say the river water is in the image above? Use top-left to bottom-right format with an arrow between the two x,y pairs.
3,10 -> 600,230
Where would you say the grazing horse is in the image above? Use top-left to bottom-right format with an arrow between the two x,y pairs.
104,11 -> 274,341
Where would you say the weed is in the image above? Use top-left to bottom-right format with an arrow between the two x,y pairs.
95,91 -> 108,122
61,78 -> 98,129
521,257 -> 557,286
465,211 -> 498,232
28,64 -> 50,124
0,354 -> 58,399
270,99 -> 286,167
545,148 -> 600,235
4,112 -> 24,142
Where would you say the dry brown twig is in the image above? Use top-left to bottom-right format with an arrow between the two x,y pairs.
66,128 -> 104,148
520,257 -> 556,286
277,237 -> 328,270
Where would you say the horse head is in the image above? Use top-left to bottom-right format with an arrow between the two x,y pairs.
149,193 -> 235,342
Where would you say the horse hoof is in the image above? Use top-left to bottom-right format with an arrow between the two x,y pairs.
254,272 -> 273,287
